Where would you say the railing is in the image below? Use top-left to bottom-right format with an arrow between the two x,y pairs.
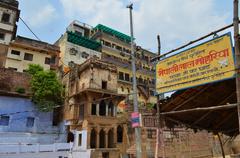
0,143 -> 71,154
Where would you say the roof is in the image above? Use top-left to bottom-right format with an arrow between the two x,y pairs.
94,24 -> 131,43
11,36 -> 60,53
67,31 -> 101,51
160,78 -> 238,136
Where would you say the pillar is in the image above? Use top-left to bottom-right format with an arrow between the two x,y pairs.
106,104 -> 109,116
114,126 -> 117,146
105,130 -> 108,148
87,129 -> 91,149
96,104 -> 99,116
113,106 -> 116,117
96,129 -> 100,148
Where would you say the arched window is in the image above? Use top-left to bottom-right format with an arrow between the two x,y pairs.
99,129 -> 105,148
117,125 -> 123,143
90,129 -> 97,148
99,100 -> 106,116
108,129 -> 114,148
108,101 -> 114,117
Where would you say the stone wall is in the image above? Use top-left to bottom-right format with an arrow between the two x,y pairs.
0,68 -> 31,93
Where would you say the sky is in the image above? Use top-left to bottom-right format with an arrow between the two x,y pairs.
17,0 -> 233,53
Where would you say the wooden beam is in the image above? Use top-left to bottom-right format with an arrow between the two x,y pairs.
160,103 -> 237,115
170,86 -> 210,111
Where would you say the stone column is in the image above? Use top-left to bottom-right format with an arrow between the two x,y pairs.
105,130 -> 108,148
114,126 -> 117,147
113,106 -> 116,117
87,128 -> 91,149
106,104 -> 109,116
96,127 -> 100,148
96,104 -> 99,116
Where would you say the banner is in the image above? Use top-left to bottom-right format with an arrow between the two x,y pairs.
156,33 -> 235,94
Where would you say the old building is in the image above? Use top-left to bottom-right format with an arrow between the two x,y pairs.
56,20 -> 101,72
91,24 -> 157,109
4,35 -> 60,72
62,58 -> 129,158
0,68 -> 67,145
0,0 -> 20,67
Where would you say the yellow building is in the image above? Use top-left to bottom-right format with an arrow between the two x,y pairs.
91,24 -> 157,108
4,36 -> 60,72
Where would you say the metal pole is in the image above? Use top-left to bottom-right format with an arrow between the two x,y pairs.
233,0 -> 240,133
127,3 -> 142,158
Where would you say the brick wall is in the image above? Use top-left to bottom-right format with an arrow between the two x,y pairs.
0,68 -> 31,93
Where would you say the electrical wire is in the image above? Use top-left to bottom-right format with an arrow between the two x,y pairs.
19,16 -> 41,41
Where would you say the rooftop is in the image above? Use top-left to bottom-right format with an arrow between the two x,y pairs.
0,0 -> 19,8
67,31 -> 101,51
11,36 -> 60,53
94,24 -> 132,43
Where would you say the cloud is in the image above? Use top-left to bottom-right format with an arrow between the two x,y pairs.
60,0 -> 230,52
19,0 -> 58,28
28,4 -> 57,27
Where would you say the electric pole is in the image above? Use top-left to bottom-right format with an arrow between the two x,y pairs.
233,0 -> 240,133
127,3 -> 142,158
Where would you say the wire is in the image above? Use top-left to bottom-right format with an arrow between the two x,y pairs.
19,16 -> 41,41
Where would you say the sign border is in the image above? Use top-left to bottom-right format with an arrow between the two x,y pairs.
155,32 -> 235,95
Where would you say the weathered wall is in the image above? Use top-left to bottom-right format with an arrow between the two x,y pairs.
0,96 -> 66,144
0,68 -> 30,93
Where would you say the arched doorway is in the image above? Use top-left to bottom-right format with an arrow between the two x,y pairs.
108,101 -> 114,116
108,129 -> 114,148
117,125 -> 123,143
99,100 -> 106,116
67,131 -> 74,143
90,129 -> 97,148
99,129 -> 105,148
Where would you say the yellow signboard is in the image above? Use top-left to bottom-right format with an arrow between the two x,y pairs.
156,33 -> 235,94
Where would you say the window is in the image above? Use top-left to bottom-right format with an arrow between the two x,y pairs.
69,48 -> 78,55
1,13 -> 10,23
121,86 -> 124,92
8,67 -> 17,71
127,88 -> 130,93
125,73 -> 130,81
24,53 -> 33,61
117,126 -> 123,143
102,81 -> 107,90
11,50 -> 20,55
78,134 -> 82,146
147,129 -> 153,138
75,31 -> 83,36
45,57 -> 50,65
82,52 -> 89,59
119,72 -> 124,80
26,117 -> 34,127
0,33 -> 5,40
0,116 -> 9,126
91,104 -> 96,115
79,104 -> 84,120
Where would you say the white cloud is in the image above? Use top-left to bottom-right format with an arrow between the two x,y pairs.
60,0 -> 230,52
28,4 -> 57,27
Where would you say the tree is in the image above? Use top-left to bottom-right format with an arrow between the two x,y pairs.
27,64 -> 63,112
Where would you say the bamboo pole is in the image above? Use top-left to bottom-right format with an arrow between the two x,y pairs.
160,103 -> 237,115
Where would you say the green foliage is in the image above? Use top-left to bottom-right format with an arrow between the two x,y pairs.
15,87 -> 25,94
26,64 -> 44,75
146,103 -> 155,110
27,64 -> 63,112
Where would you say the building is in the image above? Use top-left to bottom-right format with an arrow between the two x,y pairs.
4,35 -> 60,72
0,68 -> 66,145
91,24 -> 157,109
0,0 -> 20,67
62,58 -> 129,158
56,20 -> 101,72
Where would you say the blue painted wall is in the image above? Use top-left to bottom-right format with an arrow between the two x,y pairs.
0,96 -> 66,144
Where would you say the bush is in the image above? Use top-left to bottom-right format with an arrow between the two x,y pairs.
15,87 -> 25,94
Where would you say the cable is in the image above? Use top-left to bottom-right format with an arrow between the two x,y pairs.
19,16 -> 41,41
